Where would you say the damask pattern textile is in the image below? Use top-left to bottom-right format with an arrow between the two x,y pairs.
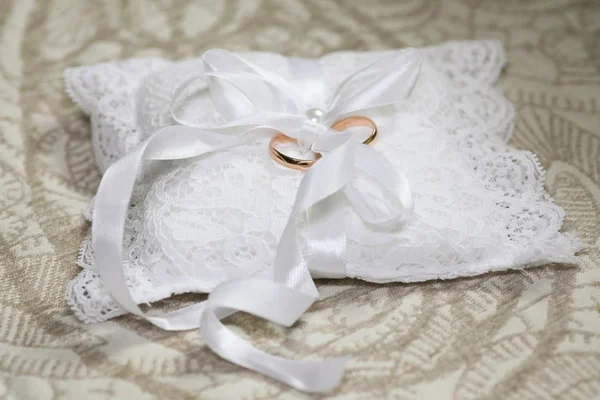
0,1 -> 598,399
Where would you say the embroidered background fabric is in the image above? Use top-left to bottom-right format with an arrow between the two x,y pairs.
0,0 -> 598,399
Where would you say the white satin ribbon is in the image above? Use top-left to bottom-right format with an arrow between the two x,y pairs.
91,48 -> 422,392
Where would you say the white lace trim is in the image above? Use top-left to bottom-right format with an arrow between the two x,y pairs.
65,41 -> 580,323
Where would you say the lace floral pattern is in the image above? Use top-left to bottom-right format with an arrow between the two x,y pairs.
65,41 -> 580,323
65,58 -> 171,172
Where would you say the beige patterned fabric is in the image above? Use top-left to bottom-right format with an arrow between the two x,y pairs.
0,1 -> 599,398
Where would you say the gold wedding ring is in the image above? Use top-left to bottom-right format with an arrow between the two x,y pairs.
269,116 -> 377,171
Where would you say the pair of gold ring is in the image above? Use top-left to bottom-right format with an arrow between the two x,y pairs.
269,116 -> 377,171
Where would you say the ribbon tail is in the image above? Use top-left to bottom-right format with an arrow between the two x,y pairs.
305,191 -> 347,279
201,278 -> 349,393
274,137 -> 355,289
200,139 -> 357,392
92,125 -> 266,330
93,122 -> 354,392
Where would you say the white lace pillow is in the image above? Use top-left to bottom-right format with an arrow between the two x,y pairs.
65,41 -> 579,324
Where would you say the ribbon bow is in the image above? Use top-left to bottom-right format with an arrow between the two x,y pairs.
92,48 -> 423,393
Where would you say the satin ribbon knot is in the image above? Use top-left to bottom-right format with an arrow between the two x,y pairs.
91,47 -> 423,393
298,119 -> 329,151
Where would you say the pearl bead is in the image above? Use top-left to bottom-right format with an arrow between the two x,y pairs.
305,108 -> 325,123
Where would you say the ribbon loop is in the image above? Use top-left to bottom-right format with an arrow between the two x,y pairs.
326,48 -> 423,120
172,50 -> 304,125
346,144 -> 414,226
203,49 -> 304,109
